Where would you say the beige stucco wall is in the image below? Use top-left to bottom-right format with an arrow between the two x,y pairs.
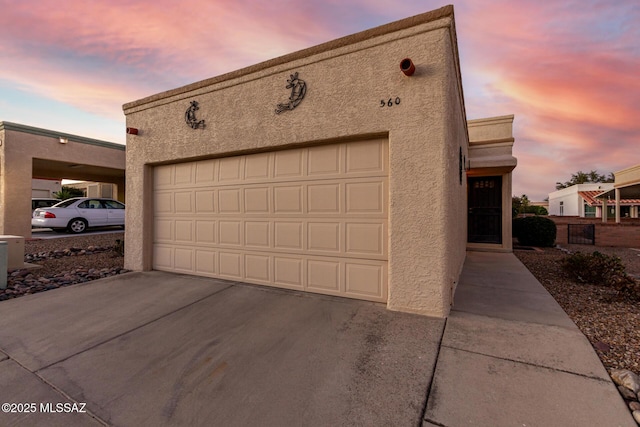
123,6 -> 468,317
0,123 -> 125,238
467,115 -> 517,252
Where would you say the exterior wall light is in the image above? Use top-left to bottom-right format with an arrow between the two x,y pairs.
59,137 -> 68,144
400,58 -> 415,76
126,127 -> 139,135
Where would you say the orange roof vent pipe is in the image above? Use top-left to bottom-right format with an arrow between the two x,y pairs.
400,58 -> 415,76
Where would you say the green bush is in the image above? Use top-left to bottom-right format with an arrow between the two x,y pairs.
515,216 -> 556,247
562,251 -> 640,301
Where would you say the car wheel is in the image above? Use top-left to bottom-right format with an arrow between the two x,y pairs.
67,218 -> 88,234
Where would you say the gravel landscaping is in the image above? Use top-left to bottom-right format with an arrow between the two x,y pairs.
0,232 -> 127,301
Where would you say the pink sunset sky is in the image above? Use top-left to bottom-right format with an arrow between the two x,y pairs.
0,0 -> 637,201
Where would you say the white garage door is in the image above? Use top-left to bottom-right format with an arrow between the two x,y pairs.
153,139 -> 388,302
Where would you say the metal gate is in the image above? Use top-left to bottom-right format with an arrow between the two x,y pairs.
568,224 -> 595,245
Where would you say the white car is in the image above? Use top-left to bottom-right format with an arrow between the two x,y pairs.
32,197 -> 125,233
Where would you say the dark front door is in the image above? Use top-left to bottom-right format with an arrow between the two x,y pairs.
468,176 -> 502,244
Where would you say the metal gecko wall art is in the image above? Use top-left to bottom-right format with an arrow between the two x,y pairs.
275,72 -> 307,114
185,101 -> 205,129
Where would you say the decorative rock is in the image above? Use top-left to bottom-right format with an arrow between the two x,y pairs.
630,401 -> 640,411
619,385 -> 637,400
611,369 -> 640,394
594,341 -> 611,353
633,410 -> 640,424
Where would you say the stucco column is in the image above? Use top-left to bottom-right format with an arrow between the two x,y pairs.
3,155 -> 34,238
615,188 -> 620,223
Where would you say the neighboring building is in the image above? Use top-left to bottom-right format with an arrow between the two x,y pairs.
32,178 -> 61,198
597,163 -> 640,222
65,181 -> 118,199
548,183 -> 614,218
122,6 -> 517,317
548,166 -> 640,221
0,121 -> 126,237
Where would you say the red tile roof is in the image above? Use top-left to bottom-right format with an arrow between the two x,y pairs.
578,191 -> 640,206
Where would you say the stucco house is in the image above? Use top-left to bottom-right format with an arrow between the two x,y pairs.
123,6 -> 516,317
548,183 -> 615,218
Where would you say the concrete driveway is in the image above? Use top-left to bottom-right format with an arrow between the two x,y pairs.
0,272 -> 444,426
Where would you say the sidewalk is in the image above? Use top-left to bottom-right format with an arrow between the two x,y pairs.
423,251 -> 635,427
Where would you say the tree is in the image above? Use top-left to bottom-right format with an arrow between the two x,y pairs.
555,170 -> 614,190
512,194 -> 530,215
53,186 -> 85,200
513,194 -> 548,216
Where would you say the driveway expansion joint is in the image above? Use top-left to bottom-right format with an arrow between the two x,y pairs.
440,344 -> 611,383
420,317 -> 447,424
34,283 -> 234,373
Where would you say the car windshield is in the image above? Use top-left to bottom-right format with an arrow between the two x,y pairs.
54,198 -> 80,208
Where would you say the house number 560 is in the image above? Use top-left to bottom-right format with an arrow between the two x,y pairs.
380,97 -> 401,107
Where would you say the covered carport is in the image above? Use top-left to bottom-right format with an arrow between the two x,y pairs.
0,121 -> 125,238
598,163 -> 640,223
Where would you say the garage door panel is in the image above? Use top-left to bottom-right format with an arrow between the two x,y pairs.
175,220 -> 193,243
308,144 -> 342,176
274,150 -> 304,178
154,139 -> 388,303
245,254 -> 271,283
218,157 -> 243,182
345,222 -> 385,256
307,222 -> 341,253
154,165 -> 173,188
195,220 -> 216,244
175,163 -> 194,185
219,221 -> 242,246
155,192 -> 173,214
244,153 -> 271,179
244,187 -> 270,213
195,250 -> 217,275
307,183 -> 340,213
174,192 -> 193,213
219,252 -> 243,278
245,221 -> 270,248
274,221 -> 303,250
218,188 -> 242,213
274,257 -> 304,289
155,219 -> 174,242
195,190 -> 216,213
274,186 -> 303,213
346,139 -> 387,174
346,181 -> 386,213
345,262 -> 386,299
195,159 -> 216,184
308,260 -> 341,293
154,245 -> 173,269
174,248 -> 194,272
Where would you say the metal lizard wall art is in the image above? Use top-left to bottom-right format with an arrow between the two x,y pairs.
185,101 -> 205,129
275,72 -> 307,114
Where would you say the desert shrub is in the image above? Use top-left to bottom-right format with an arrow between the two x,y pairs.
512,217 -> 524,239
515,216 -> 556,247
563,251 -> 640,301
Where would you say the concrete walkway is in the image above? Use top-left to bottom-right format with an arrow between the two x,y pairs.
424,251 -> 635,427
0,252 -> 634,426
